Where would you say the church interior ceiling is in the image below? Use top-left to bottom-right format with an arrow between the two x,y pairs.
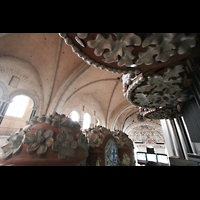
0,33 -> 199,165
59,33 -> 200,119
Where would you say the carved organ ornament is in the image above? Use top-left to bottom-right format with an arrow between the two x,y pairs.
0,122 -> 134,166
59,33 -> 199,119
85,126 -> 134,166
128,124 -> 165,145
0,112 -> 89,166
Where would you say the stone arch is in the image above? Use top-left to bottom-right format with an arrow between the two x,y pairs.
48,62 -> 90,114
9,89 -> 40,111
0,55 -> 42,88
122,110 -> 162,133
109,102 -> 134,131
82,110 -> 95,130
67,107 -> 83,121
83,109 -> 94,125
0,55 -> 43,114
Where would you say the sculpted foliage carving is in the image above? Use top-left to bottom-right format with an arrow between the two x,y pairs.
59,33 -> 197,75
127,65 -> 192,109
136,33 -> 197,65
87,33 -> 142,67
1,112 -> 89,163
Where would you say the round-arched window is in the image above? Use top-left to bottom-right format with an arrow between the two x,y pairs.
69,110 -> 80,122
82,112 -> 91,130
5,95 -> 31,118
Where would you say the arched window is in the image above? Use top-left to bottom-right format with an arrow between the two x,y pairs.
5,95 -> 31,118
82,112 -> 91,130
94,118 -> 100,126
69,110 -> 80,122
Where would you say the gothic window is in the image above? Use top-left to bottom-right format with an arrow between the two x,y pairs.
5,95 -> 30,118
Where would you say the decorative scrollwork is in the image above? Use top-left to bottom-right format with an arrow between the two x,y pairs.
135,33 -> 197,65
125,64 -> 192,109
52,133 -> 77,159
25,128 -> 54,156
1,130 -> 25,160
76,132 -> 89,152
88,134 -> 103,148
0,111 -> 89,163
145,107 -> 182,120
133,87 -> 190,109
96,157 -> 102,166
122,153 -> 130,166
129,124 -> 165,143
59,33 -> 197,75
87,33 -> 142,67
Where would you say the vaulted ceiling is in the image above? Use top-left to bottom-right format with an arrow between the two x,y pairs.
0,33 -> 199,132
0,33 -> 135,129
